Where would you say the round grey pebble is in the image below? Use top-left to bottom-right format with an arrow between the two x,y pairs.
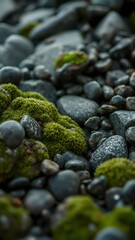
122,179 -> 135,206
84,81 -> 102,101
126,97 -> 135,110
24,189 -> 55,215
129,72 -> 135,88
87,175 -> 107,198
0,120 -> 25,148
34,65 -> 51,80
109,95 -> 126,108
102,85 -> 114,100
64,158 -> 89,171
98,104 -> 118,115
125,127 -> 135,146
0,66 -> 22,84
48,170 -> 80,201
105,187 -> 122,210
57,95 -> 99,124
8,177 -> 29,190
89,131 -> 105,150
20,115 -> 42,140
95,58 -> 112,73
41,159 -> 59,176
94,227 -> 127,240
84,116 -> 100,130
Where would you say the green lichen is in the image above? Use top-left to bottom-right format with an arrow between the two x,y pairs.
101,206 -> 135,240
20,22 -> 39,37
0,139 -> 49,182
55,51 -> 88,68
94,158 -> 135,187
0,83 -> 87,160
52,195 -> 104,240
0,195 -> 31,240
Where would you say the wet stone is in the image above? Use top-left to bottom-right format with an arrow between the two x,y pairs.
129,72 -> 135,87
95,58 -> 112,73
84,116 -> 100,130
114,75 -> 129,87
66,84 -> 83,95
89,135 -> 127,171
48,170 -> 80,201
19,59 -> 35,70
0,120 -> 25,149
84,81 -> 102,101
110,110 -> 135,136
105,187 -> 122,210
94,227 -> 127,240
57,95 -> 99,124
87,175 -> 107,199
102,85 -> 114,100
24,189 -> 55,215
125,127 -> 135,146
98,104 -> 118,115
41,159 -> 59,176
114,85 -> 134,98
0,23 -> 15,44
76,170 -> 91,182
0,66 -> 22,84
30,177 -> 47,189
109,95 -> 126,108
101,118 -> 112,130
91,0 -> 124,10
20,115 -> 42,140
106,70 -> 126,87
126,97 -> 135,110
122,179 -> 135,206
64,158 -> 89,171
89,131 -> 105,150
8,177 -> 30,190
19,79 -> 57,103
34,65 -> 51,80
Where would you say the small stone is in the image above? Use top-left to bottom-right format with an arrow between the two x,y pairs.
91,0 -> 124,10
98,104 -> 118,115
114,75 -> 129,87
0,120 -> 25,148
129,72 -> 135,87
102,85 -> 114,100
126,97 -> 135,110
109,95 -> 126,108
76,170 -> 91,182
19,59 -> 35,70
84,81 -> 102,101
106,70 -> 126,87
89,131 -> 105,150
57,95 -> 99,124
34,65 -> 51,80
0,66 -> 22,84
95,58 -> 112,72
8,177 -> 29,190
48,170 -> 80,201
89,135 -> 127,171
94,227 -> 127,240
105,187 -> 122,210
122,179 -> 135,206
66,84 -> 83,95
125,127 -> 135,146
30,177 -> 47,189
87,175 -> 107,198
84,116 -> 100,130
24,189 -> 55,215
101,118 -> 112,130
41,159 -> 59,176
64,158 -> 89,171
20,115 -> 42,140
114,85 -> 134,97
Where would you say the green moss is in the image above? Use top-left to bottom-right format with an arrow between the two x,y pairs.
0,195 -> 31,240
53,195 -> 104,240
101,206 -> 135,240
0,84 -> 87,160
95,158 -> 135,187
20,22 -> 39,37
55,51 -> 88,68
0,139 -> 49,182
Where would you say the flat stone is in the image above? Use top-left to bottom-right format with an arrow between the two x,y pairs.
110,110 -> 135,136
57,95 -> 99,124
89,135 -> 127,171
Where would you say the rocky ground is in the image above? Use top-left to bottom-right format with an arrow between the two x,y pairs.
0,0 -> 135,239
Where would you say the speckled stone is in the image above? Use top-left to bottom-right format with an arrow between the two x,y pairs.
89,135 -> 127,171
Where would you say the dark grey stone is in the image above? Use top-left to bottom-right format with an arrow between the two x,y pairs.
57,95 -> 99,124
0,0 -> 17,21
64,158 -> 89,171
122,180 -> 135,206
89,135 -> 127,171
84,81 -> 102,100
48,170 -> 80,201
125,127 -> 135,146
0,23 -> 15,44
19,79 -> 57,103
91,0 -> 124,10
105,187 -> 122,210
110,110 -> 135,136
24,189 -> 55,215
126,97 -> 135,110
0,66 -> 22,84
94,227 -> 127,240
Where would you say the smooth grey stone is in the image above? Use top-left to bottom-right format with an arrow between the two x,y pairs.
122,179 -> 135,206
20,115 -> 42,139
8,177 -> 29,190
48,170 -> 80,201
0,66 -> 22,84
90,135 -> 127,171
19,79 -> 57,103
28,43 -> 74,76
105,187 -> 122,210
110,110 -> 135,136
91,0 -> 124,10
29,9 -> 78,41
126,97 -> 135,110
129,72 -> 135,87
106,70 -> 126,87
64,158 -> 89,171
41,160 -> 59,176
102,85 -> 114,100
95,11 -> 129,40
84,81 -> 102,100
0,23 -> 15,44
24,189 -> 55,215
125,127 -> 135,146
110,95 -> 126,108
84,116 -> 100,130
0,0 -> 17,21
87,175 -> 107,198
0,35 -> 34,66
0,120 -> 25,149
94,227 -> 126,240
57,95 -> 99,124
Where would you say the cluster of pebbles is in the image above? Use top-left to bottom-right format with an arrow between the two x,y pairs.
1,0 -> 135,239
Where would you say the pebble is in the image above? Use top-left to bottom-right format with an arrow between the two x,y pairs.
94,227 -> 127,240
41,160 -> 59,176
20,115 -> 42,140
87,175 -> 107,199
95,58 -> 112,72
48,170 -> 80,201
0,66 -> 22,84
109,95 -> 126,108
98,104 -> 118,115
19,79 -> 57,103
91,0 -> 124,10
89,135 -> 127,171
64,158 -> 89,171
30,177 -> 47,189
24,189 -> 55,215
125,127 -> 135,146
114,75 -> 129,86
84,81 -> 102,101
89,131 -> 105,150
0,23 -> 15,44
105,187 -> 122,210
8,177 -> 29,190
102,85 -> 114,100
126,97 -> 135,110
114,85 -> 134,98
129,72 -> 135,87
84,116 -> 100,130
0,120 -> 25,148
33,65 -> 51,80
110,110 -> 135,136
106,70 -> 126,87
19,59 -> 35,70
101,118 -> 112,130
57,95 -> 99,124
122,179 -> 135,206
76,170 -> 91,182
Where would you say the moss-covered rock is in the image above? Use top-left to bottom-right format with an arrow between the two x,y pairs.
101,206 -> 135,240
94,158 -> 135,187
0,195 -> 32,240
52,195 -> 104,240
0,83 -> 87,162
55,51 -> 88,68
